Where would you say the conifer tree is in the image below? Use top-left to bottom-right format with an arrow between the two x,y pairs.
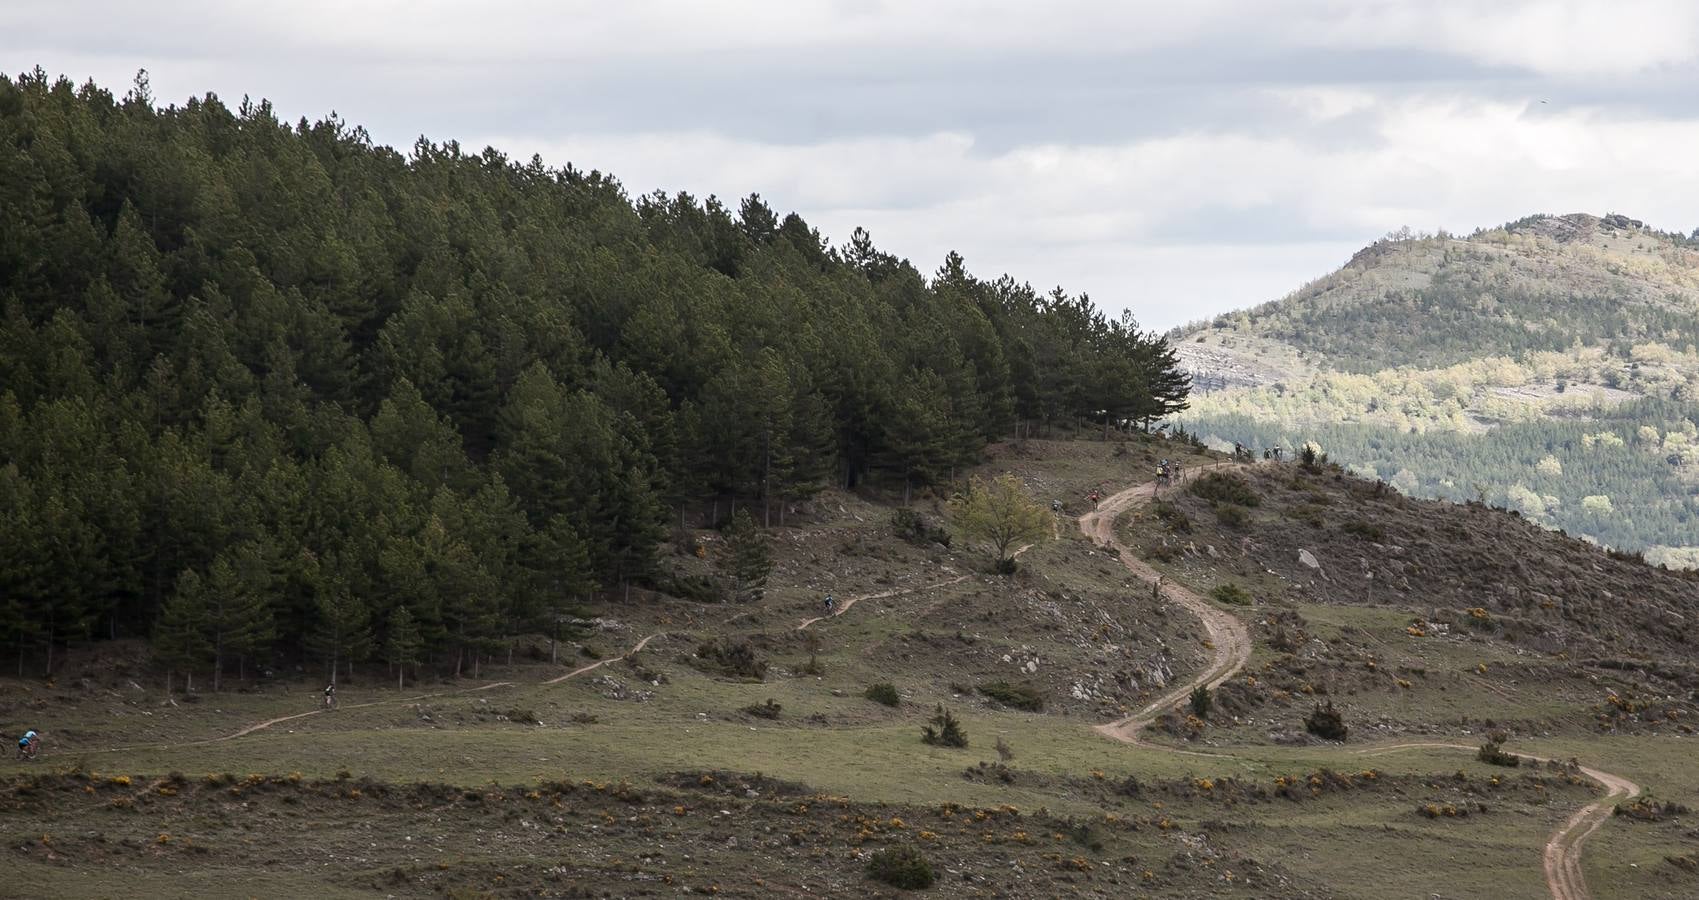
309,578 -> 372,686
718,508 -> 773,603
384,604 -> 423,689
155,571 -> 211,693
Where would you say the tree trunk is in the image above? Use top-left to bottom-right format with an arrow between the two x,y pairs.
166,669 -> 174,695
329,649 -> 339,687
213,633 -> 223,692
398,665 -> 405,690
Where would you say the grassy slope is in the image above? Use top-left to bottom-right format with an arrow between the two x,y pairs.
4,440 -> 1697,898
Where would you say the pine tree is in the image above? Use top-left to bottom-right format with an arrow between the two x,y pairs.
202,546 -> 277,691
529,514 -> 597,664
717,508 -> 773,603
155,571 -> 211,693
384,604 -> 423,689
309,579 -> 372,686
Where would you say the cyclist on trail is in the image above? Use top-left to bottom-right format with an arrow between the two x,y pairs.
323,683 -> 336,710
824,594 -> 836,615
1051,499 -> 1061,513
16,729 -> 38,759
1089,490 -> 1101,508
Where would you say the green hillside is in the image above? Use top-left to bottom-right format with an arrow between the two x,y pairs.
1173,215 -> 1699,565
0,69 -> 1186,675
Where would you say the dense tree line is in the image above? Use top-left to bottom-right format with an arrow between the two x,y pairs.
1180,398 -> 1699,557
0,70 -> 1188,681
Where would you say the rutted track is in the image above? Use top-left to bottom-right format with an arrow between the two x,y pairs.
1082,463 -> 1252,745
1082,465 -> 1639,900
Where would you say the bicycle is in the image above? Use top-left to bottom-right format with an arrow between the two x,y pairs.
16,736 -> 40,761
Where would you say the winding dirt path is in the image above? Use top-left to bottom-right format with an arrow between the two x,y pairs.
1082,465 -> 1639,900
1082,463 -> 1253,745
794,575 -> 973,630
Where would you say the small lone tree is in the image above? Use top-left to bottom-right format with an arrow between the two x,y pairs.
1305,699 -> 1347,741
948,474 -> 1051,573
718,508 -> 773,603
1190,685 -> 1213,719
385,605 -> 424,689
922,704 -> 968,748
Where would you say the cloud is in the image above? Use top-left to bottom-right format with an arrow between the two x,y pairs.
6,1 -> 1699,330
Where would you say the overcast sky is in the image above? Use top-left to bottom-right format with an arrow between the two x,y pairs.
8,1 -> 1699,330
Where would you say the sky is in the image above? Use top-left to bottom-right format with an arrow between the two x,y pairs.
7,1 -> 1699,331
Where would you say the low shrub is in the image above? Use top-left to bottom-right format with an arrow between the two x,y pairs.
1214,503 -> 1250,527
692,641 -> 767,680
664,573 -> 726,604
891,508 -> 951,547
1305,700 -> 1347,741
1152,500 -> 1192,533
978,680 -> 1044,712
1287,503 -> 1327,527
866,844 -> 935,890
1477,732 -> 1520,767
1190,471 -> 1260,507
742,698 -> 782,720
922,704 -> 968,748
865,682 -> 901,707
1211,583 -> 1252,606
1342,520 -> 1386,542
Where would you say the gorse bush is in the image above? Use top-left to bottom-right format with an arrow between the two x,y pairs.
866,844 -> 935,889
1152,500 -> 1192,533
742,698 -> 782,720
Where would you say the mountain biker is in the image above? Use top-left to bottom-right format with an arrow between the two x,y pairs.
824,594 -> 836,615
1089,490 -> 1101,507
1051,499 -> 1061,513
323,683 -> 336,710
16,729 -> 38,759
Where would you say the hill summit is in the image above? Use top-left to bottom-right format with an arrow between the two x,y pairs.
1174,213 -> 1699,566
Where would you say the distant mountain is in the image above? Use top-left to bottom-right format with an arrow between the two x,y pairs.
1172,214 -> 1699,567
1184,213 -> 1699,376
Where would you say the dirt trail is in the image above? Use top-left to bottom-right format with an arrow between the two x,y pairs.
796,575 -> 973,630
1083,465 -> 1639,900
83,634 -> 664,755
1082,463 -> 1252,744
